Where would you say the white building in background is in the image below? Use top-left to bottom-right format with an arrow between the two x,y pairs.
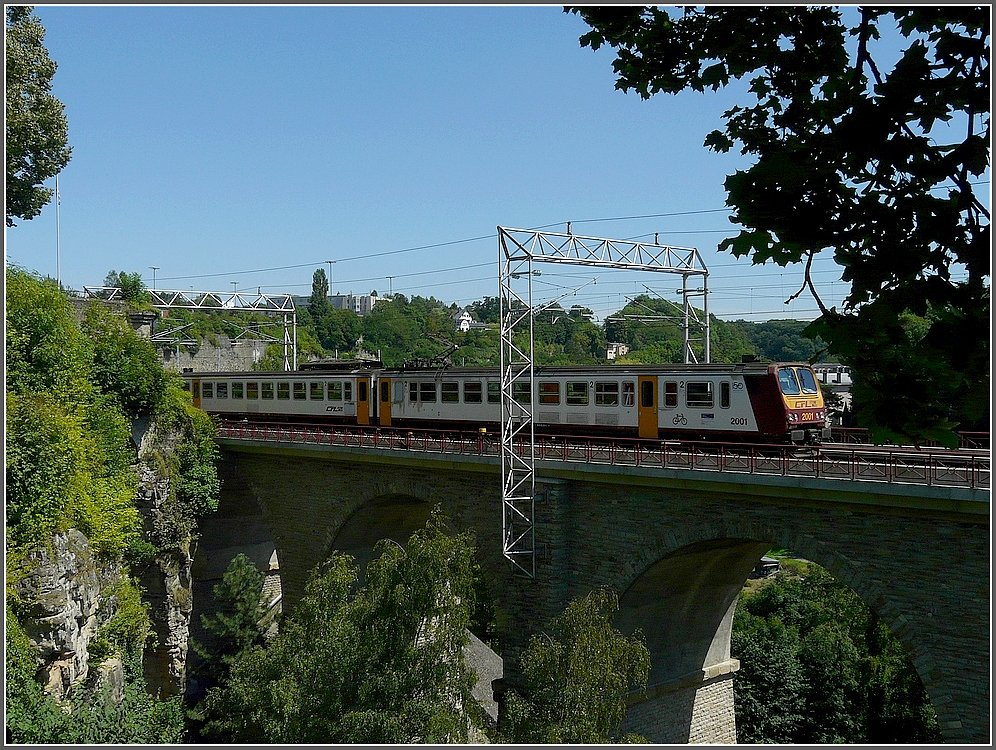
813,363 -> 853,423
452,308 -> 487,333
331,292 -> 379,316
606,342 -> 630,360
813,363 -> 853,389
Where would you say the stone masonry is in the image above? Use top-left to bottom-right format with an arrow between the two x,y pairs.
206,439 -> 989,744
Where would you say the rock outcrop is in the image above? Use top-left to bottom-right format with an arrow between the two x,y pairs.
134,424 -> 197,698
13,529 -> 124,702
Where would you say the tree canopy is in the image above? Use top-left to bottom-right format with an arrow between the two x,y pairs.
5,5 -> 72,226
569,6 -> 990,445
732,561 -> 939,743
499,587 -> 650,743
195,510 -> 484,743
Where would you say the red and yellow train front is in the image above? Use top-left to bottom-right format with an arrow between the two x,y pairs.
775,365 -> 830,444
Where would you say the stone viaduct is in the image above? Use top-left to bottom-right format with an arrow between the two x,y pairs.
190,437 -> 989,744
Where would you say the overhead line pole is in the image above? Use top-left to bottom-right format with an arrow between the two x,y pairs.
497,226 -> 710,578
82,286 -> 299,371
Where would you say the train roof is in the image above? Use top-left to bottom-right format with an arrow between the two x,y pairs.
181,362 -> 815,379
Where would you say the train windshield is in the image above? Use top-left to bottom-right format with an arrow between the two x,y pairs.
777,367 -> 801,395
796,367 -> 819,394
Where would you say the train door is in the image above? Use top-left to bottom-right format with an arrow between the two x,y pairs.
379,377 -> 392,427
638,375 -> 658,439
356,376 -> 371,426
190,379 -> 201,409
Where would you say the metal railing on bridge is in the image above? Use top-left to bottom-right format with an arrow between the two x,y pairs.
216,421 -> 990,490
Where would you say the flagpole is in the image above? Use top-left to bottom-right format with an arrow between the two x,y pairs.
56,174 -> 61,289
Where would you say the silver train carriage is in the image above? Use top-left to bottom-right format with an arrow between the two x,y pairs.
182,361 -> 830,445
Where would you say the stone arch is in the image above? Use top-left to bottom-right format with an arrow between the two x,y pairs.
186,452 -> 282,702
744,523 -> 957,739
616,536 -> 772,689
324,493 -> 434,578
613,515 -> 950,742
317,485 -> 505,729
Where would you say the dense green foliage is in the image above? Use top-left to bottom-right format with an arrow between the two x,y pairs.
6,607 -> 185,744
732,562 -> 939,744
239,271 -> 836,371
152,264 -> 857,373
5,267 -> 219,742
499,588 -> 650,743
5,5 -> 72,227
195,511 -> 483,743
570,6 -> 990,445
189,553 -> 269,700
731,318 -> 827,363
6,269 -> 141,557
102,270 -> 151,304
607,294 -> 755,364
82,303 -> 167,417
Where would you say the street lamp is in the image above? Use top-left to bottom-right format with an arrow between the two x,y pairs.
149,265 -> 159,290
325,259 -> 336,297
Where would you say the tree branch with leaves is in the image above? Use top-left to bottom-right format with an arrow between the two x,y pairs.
569,6 -> 990,445
5,6 -> 72,227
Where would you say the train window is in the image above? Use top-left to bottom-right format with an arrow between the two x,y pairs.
277,382 -> 290,400
310,382 -> 324,400
420,382 -> 437,403
216,382 -> 228,399
512,381 -> 531,404
441,382 -> 459,403
595,382 -> 619,406
329,382 -> 343,401
380,381 -> 389,402
247,382 -> 258,399
777,367 -> 801,395
797,368 -> 819,394
539,382 -> 560,405
231,382 -> 244,399
202,382 -> 214,398
686,382 -> 713,408
641,380 -> 654,408
664,382 -> 677,408
622,381 -> 635,407
566,382 -> 588,406
464,381 -> 483,403
261,382 -> 274,400
358,381 -> 368,402
487,381 -> 501,403
344,382 -> 353,401
720,382 -> 730,409
409,382 -> 418,402
293,382 -> 307,400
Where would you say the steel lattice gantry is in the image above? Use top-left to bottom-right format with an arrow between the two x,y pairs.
82,287 -> 299,370
497,226 -> 710,578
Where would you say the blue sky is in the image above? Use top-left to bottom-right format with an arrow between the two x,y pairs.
4,5 -> 910,322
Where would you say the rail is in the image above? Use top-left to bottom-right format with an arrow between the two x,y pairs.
216,421 -> 990,490
829,427 -> 990,450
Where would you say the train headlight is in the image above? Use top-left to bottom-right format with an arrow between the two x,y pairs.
787,412 -> 798,423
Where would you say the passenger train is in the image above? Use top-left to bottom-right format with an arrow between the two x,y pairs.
182,360 -> 830,445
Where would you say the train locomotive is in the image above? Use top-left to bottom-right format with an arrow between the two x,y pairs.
182,360 -> 830,445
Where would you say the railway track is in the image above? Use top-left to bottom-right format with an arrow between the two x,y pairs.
216,420 -> 990,490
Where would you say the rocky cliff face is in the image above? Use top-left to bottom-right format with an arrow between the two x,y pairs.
13,419 -> 201,705
134,423 -> 197,699
134,463 -> 194,698
13,529 -> 125,703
